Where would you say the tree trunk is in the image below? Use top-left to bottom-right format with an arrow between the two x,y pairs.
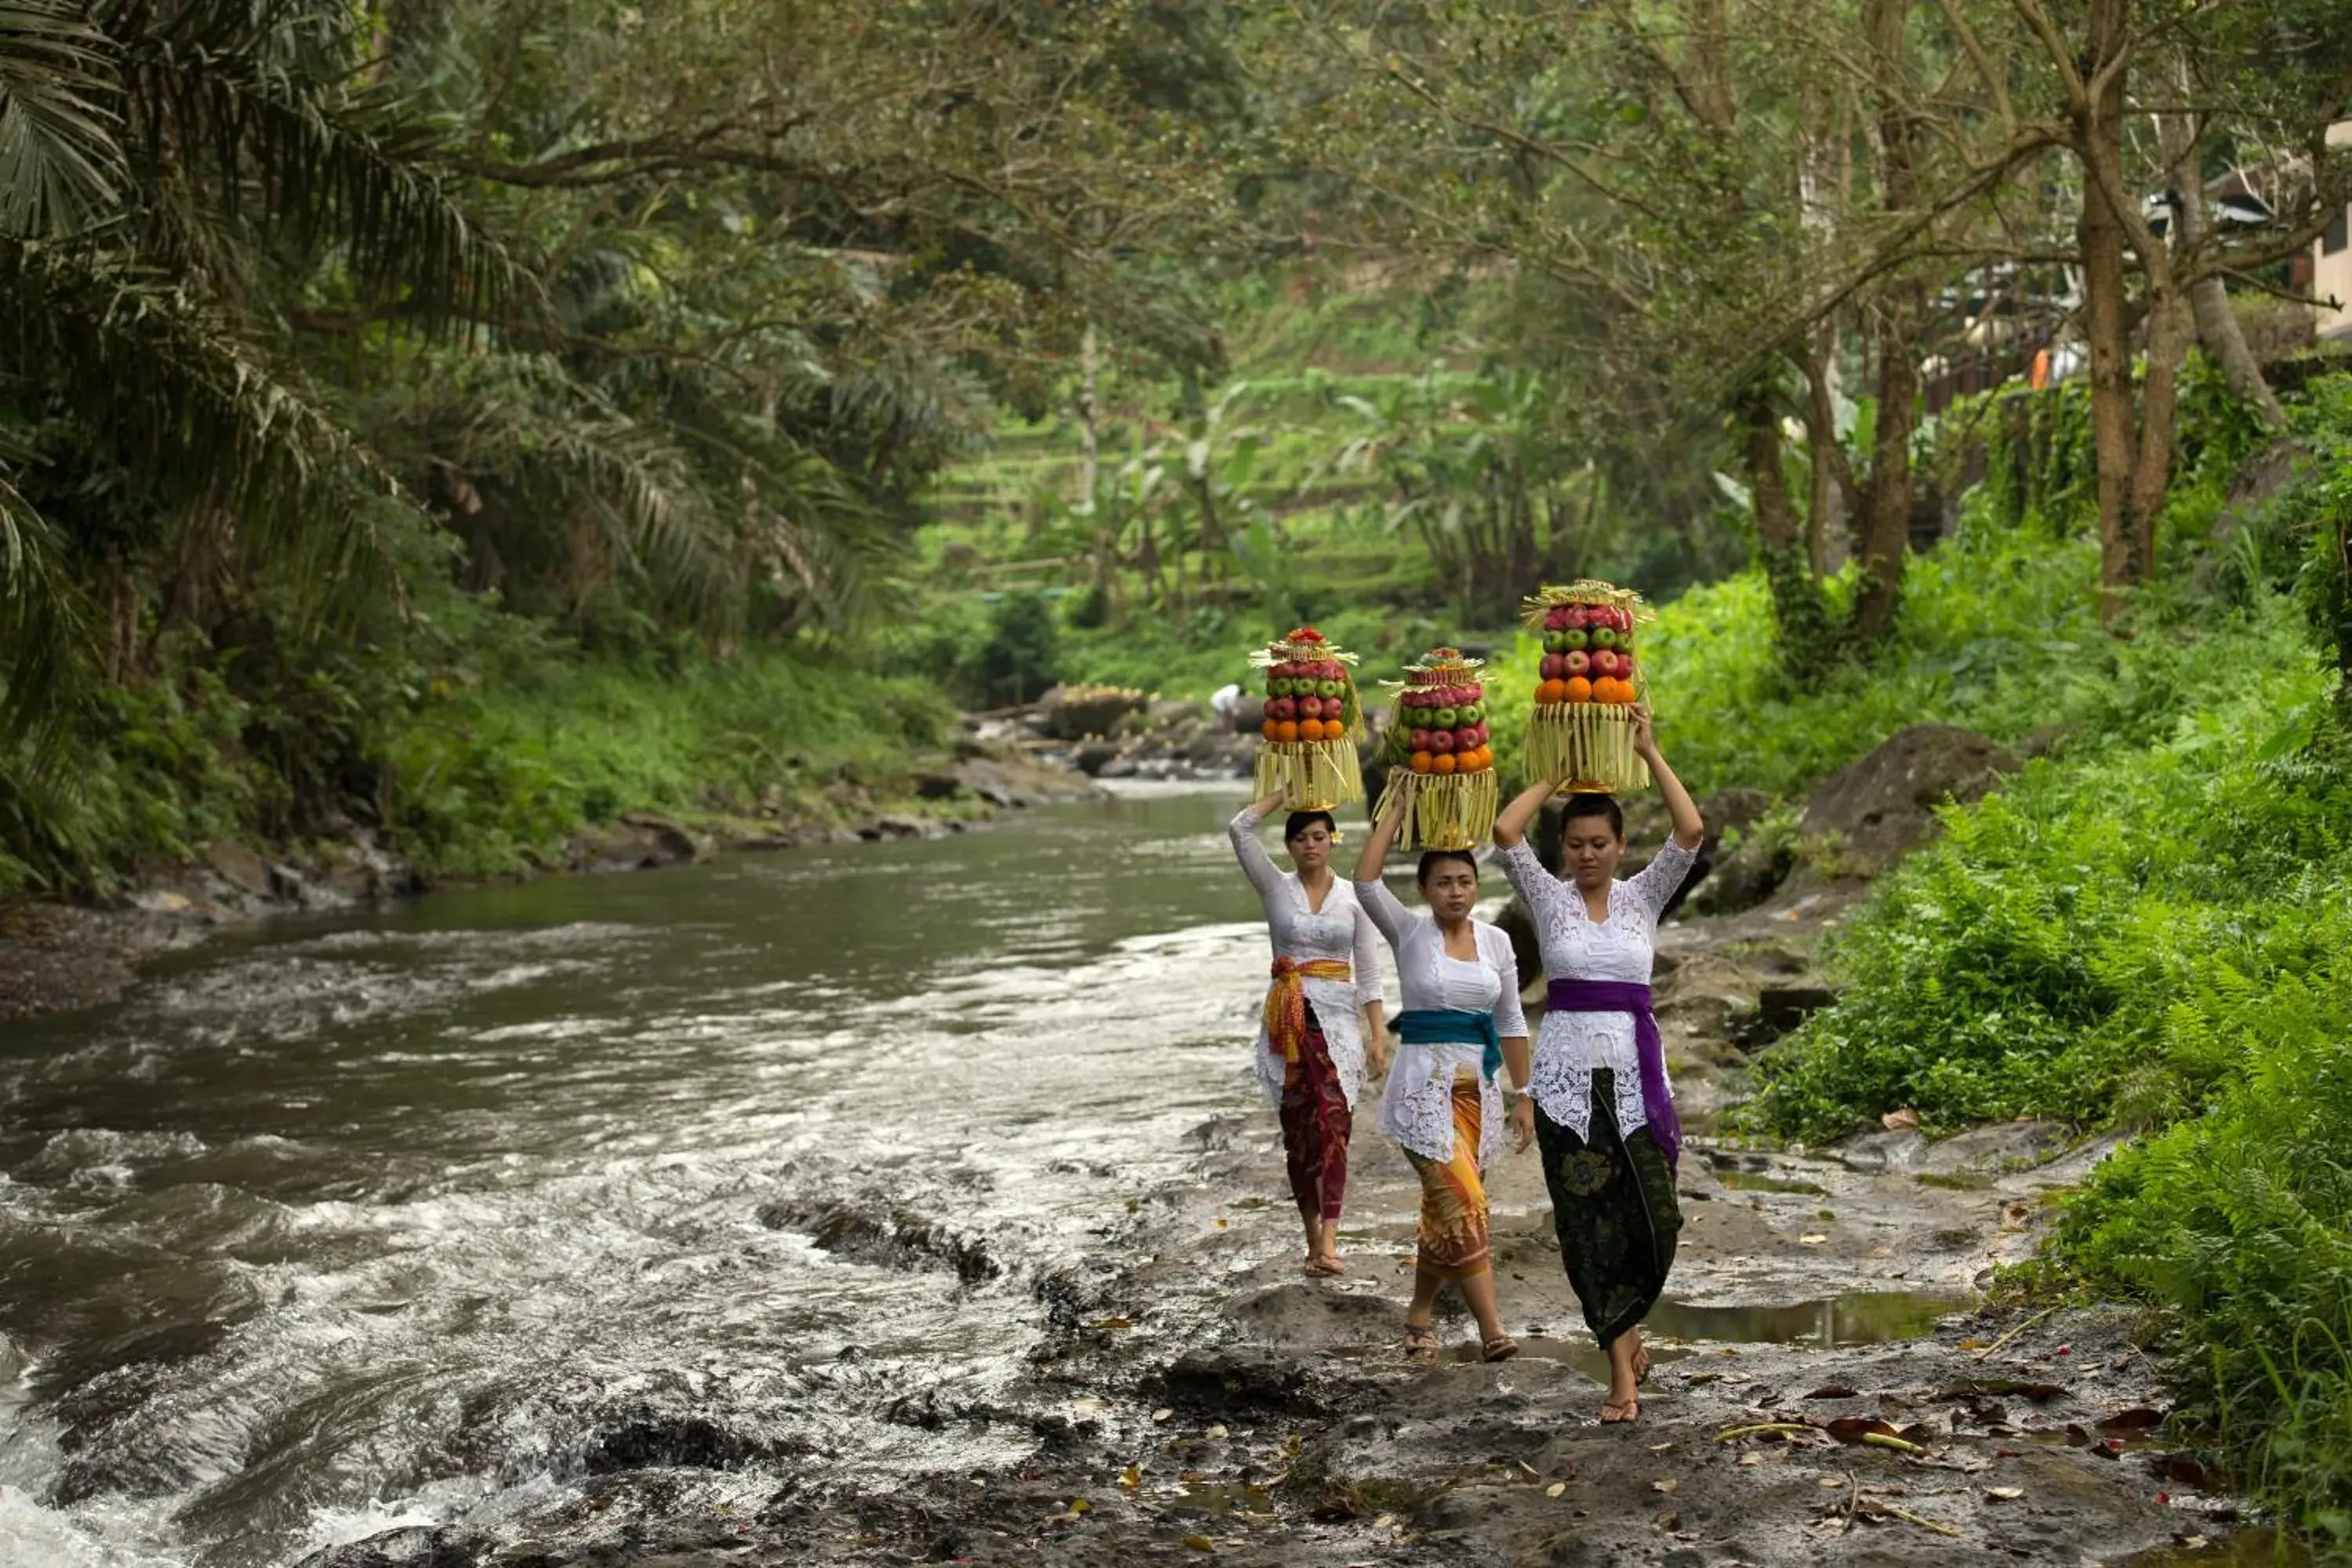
2160,75 -> 2285,430
1851,0 -> 1918,646
2129,286 -> 2194,579
1743,389 -> 1835,675
2074,0 -> 2140,614
1076,321 -> 1102,509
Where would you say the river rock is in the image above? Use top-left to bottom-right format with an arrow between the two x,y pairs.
1920,1120 -> 2077,1179
1829,1127 -> 1931,1172
579,812 -> 700,873
204,839 -> 275,899
1798,724 -> 2017,874
1073,741 -> 1122,776
1145,1347 -> 1329,1417
292,1526 -> 485,1568
1034,683 -> 1149,740
1687,833 -> 1792,916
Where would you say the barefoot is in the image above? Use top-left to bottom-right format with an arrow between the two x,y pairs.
1305,1250 -> 1347,1275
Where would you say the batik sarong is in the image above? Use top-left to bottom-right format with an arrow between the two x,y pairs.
1534,1068 -> 1680,1348
1279,1004 -> 1351,1221
1403,1067 -> 1490,1278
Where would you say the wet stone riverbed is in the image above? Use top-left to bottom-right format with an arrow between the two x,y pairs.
0,788 -> 2278,1566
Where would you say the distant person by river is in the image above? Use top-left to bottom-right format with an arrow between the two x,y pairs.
1229,795 -> 1389,1275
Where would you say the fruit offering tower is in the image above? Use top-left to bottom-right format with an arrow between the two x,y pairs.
1373,647 -> 1498,850
1523,580 -> 1653,793
1252,626 -> 1367,810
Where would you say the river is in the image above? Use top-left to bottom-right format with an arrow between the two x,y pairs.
0,786 -> 1272,1568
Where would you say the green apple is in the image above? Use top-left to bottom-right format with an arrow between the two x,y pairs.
1563,629 -> 1589,651
1432,706 -> 1459,728
1458,702 -> 1484,724
1592,627 -> 1618,649
1317,678 -> 1343,699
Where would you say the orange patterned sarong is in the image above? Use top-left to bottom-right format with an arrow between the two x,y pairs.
1403,1068 -> 1490,1279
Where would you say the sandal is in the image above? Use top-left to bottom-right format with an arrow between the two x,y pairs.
1305,1254 -> 1347,1276
1600,1397 -> 1640,1425
1481,1334 -> 1520,1363
1633,1343 -> 1652,1385
1403,1324 -> 1439,1361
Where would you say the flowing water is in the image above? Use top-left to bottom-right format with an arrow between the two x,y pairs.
0,787 -> 1278,1568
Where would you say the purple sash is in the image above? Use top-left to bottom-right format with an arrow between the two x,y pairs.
1544,978 -> 1680,1171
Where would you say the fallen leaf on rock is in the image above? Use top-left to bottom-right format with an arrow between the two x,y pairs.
2096,1407 -> 2165,1433
1183,1534 -> 1214,1552
1652,1479 -> 1678,1494
1738,1453 -> 1762,1466
1825,1416 -> 1903,1444
1374,1515 -> 1395,1528
1067,1499 -> 1092,1515
1799,1234 -> 1828,1246
1546,1482 -> 1566,1497
1646,1441 -> 1675,1453
1934,1378 -> 2065,1403
1518,1461 -> 1541,1482
1119,1466 -> 1141,1490
1657,1512 -> 1682,1531
2152,1454 -> 2211,1487
1819,1477 -> 1846,1489
1984,1486 -> 2024,1500
1882,1109 -> 1921,1130
1152,1409 -> 1174,1422
1806,1385 -> 1861,1400
1207,1425 -> 1229,1439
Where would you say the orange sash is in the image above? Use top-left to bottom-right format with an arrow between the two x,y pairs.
1263,957 -> 1353,1063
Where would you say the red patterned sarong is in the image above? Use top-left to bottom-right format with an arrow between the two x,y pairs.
1279,1004 -> 1351,1221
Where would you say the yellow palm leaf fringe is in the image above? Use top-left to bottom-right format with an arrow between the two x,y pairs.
1373,766 -> 1500,851
1254,738 -> 1364,811
1524,702 -> 1652,794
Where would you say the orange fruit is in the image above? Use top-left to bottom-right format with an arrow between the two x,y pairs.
1310,717 -> 1335,740
1296,717 -> 1320,742
1432,752 -> 1457,775
1471,746 -> 1492,771
1410,750 -> 1435,774
1563,676 -> 1593,704
1275,720 -> 1300,744
1537,678 -> 1565,706
1608,678 -> 1635,704
1260,718 -> 1280,741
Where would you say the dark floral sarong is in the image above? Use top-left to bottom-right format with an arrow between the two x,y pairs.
1534,1069 -> 1680,1348
1279,1004 -> 1351,1221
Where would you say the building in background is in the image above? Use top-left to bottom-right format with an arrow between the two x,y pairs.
2314,122 -> 2352,345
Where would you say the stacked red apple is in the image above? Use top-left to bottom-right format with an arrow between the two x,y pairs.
1399,675 -> 1493,776
1259,648 -> 1353,744
1534,601 -> 1639,708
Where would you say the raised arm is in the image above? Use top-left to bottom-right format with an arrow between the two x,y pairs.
1354,897 -> 1389,1076
1492,781 -> 1571,932
1635,706 -> 1703,850
1349,793 -> 1414,946
1228,790 -> 1290,899
1494,779 -> 1555,850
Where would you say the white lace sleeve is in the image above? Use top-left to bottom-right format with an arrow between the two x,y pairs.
1227,807 -> 1283,901
1624,834 -> 1700,923
1495,837 -> 1572,938
1350,877 -> 1412,949
1351,896 -> 1385,1006
1486,925 -> 1529,1040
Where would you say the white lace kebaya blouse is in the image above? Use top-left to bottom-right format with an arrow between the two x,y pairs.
1494,835 -> 1698,1143
1351,877 -> 1526,1170
1229,807 -> 1385,1110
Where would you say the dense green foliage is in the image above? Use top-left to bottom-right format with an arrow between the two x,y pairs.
1732,375 -> 2352,1541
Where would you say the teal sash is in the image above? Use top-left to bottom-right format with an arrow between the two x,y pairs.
1394,1007 -> 1501,1083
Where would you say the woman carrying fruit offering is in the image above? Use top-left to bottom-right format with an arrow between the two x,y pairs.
1350,796 -> 1530,1363
1492,706 -> 1702,1424
1230,792 -> 1389,1276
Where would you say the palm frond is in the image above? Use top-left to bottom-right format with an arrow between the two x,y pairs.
0,0 -> 125,236
0,448 -> 89,755
0,234 -> 401,599
111,0 -> 513,325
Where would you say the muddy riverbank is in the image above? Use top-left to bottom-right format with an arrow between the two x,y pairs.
0,739 -> 1097,1025
292,871 -> 2266,1568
